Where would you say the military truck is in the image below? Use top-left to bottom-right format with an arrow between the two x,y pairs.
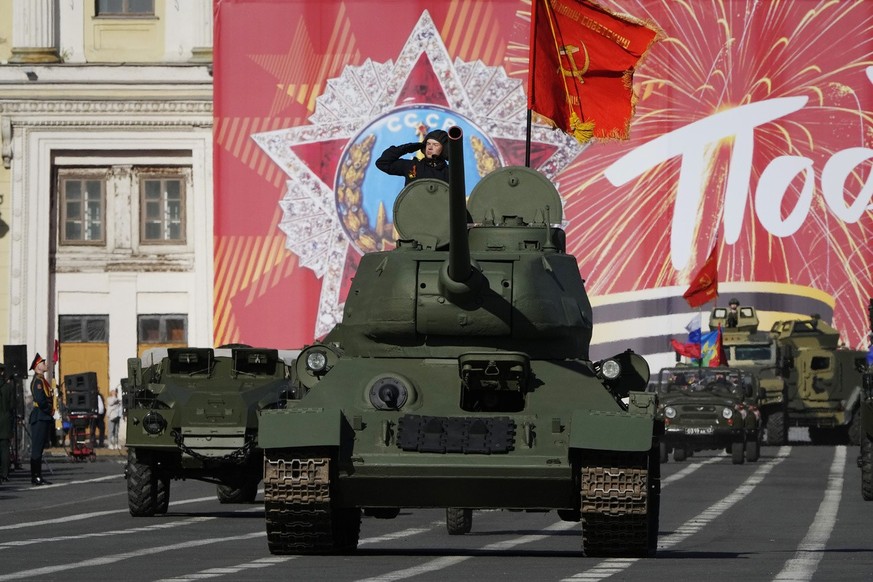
653,366 -> 761,464
259,127 -> 661,557
709,304 -> 787,445
770,315 -> 867,445
124,346 -> 299,516
858,298 -> 872,500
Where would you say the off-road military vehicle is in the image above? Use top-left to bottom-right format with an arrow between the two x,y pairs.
259,127 -> 661,557
709,304 -> 788,445
653,366 -> 760,464
770,315 -> 867,445
124,346 -> 298,516
859,298 -> 873,500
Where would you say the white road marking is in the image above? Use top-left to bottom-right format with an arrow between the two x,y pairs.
10,473 -> 121,492
154,557 -> 297,582
0,517 -> 215,548
355,521 -> 579,582
772,446 -> 846,582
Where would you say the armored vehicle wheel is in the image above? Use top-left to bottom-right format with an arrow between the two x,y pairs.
847,411 -> 861,446
155,474 -> 171,514
127,449 -> 159,517
731,440 -> 745,464
264,453 -> 361,554
672,446 -> 687,462
658,441 -> 668,464
217,478 -> 259,504
745,437 -> 760,463
446,508 -> 473,535
765,411 -> 787,445
862,433 -> 873,501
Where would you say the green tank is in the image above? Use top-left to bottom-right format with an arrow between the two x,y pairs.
123,346 -> 298,516
859,298 -> 873,500
259,127 -> 661,557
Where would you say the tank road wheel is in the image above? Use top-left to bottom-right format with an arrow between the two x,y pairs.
731,440 -> 745,465
765,410 -> 787,445
861,433 -> 873,501
127,449 -> 159,517
658,441 -> 668,464
580,453 -> 652,558
446,508 -> 473,535
263,452 -> 361,554
672,446 -> 687,462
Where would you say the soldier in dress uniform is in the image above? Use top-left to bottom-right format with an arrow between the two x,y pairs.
29,353 -> 53,485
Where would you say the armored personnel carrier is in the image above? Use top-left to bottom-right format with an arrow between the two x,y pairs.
770,314 -> 867,445
859,299 -> 872,500
652,366 -> 761,464
709,304 -> 788,444
259,127 -> 661,557
124,346 -> 298,516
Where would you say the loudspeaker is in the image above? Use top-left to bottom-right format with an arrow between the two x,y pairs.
3,344 -> 28,379
64,372 -> 98,394
64,372 -> 99,413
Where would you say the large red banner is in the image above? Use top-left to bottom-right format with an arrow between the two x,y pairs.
214,0 -> 873,367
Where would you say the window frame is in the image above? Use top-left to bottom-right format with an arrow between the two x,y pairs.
139,173 -> 187,245
58,173 -> 107,246
95,0 -> 156,17
58,315 -> 110,343
137,314 -> 188,345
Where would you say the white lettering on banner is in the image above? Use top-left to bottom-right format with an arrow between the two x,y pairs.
604,93 -> 873,270
384,112 -> 457,133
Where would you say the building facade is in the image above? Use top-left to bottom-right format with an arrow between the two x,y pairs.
0,0 -> 214,423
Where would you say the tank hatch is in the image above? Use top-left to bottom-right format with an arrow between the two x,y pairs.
393,178 -> 451,250
467,166 -> 563,225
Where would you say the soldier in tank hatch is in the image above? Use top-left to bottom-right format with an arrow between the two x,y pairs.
376,129 -> 449,185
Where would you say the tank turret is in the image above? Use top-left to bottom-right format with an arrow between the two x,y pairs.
325,126 -> 593,360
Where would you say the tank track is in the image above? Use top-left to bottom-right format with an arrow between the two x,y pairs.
580,455 -> 657,557
263,453 -> 361,554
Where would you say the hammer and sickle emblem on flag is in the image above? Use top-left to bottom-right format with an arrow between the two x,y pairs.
559,43 -> 590,82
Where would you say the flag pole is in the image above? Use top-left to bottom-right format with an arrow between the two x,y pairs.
525,0 -> 539,168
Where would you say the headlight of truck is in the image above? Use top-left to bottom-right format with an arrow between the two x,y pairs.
142,411 -> 167,435
664,406 -> 677,419
722,407 -> 733,419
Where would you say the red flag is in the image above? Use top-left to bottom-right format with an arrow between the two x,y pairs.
670,339 -> 701,359
528,0 -> 659,143
52,339 -> 59,364
682,242 -> 719,308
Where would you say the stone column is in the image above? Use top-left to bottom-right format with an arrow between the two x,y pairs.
9,0 -> 61,64
189,0 -> 213,63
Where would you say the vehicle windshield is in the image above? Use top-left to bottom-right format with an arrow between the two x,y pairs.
657,369 -> 744,397
733,345 -> 775,363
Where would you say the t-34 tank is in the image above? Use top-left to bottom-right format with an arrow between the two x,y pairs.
260,126 -> 661,557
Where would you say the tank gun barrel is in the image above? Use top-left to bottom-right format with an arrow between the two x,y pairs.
447,125 -> 471,283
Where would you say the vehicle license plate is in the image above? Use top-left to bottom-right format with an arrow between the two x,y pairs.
685,427 -> 713,435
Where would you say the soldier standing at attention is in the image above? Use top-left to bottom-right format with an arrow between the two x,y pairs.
376,129 -> 449,185
29,353 -> 53,486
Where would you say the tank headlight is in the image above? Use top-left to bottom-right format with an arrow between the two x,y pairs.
306,350 -> 328,372
601,359 -> 621,380
142,411 -> 167,435
664,406 -> 677,419
722,407 -> 733,419
368,375 -> 410,410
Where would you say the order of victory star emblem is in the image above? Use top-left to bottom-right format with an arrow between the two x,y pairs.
252,10 -> 585,338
